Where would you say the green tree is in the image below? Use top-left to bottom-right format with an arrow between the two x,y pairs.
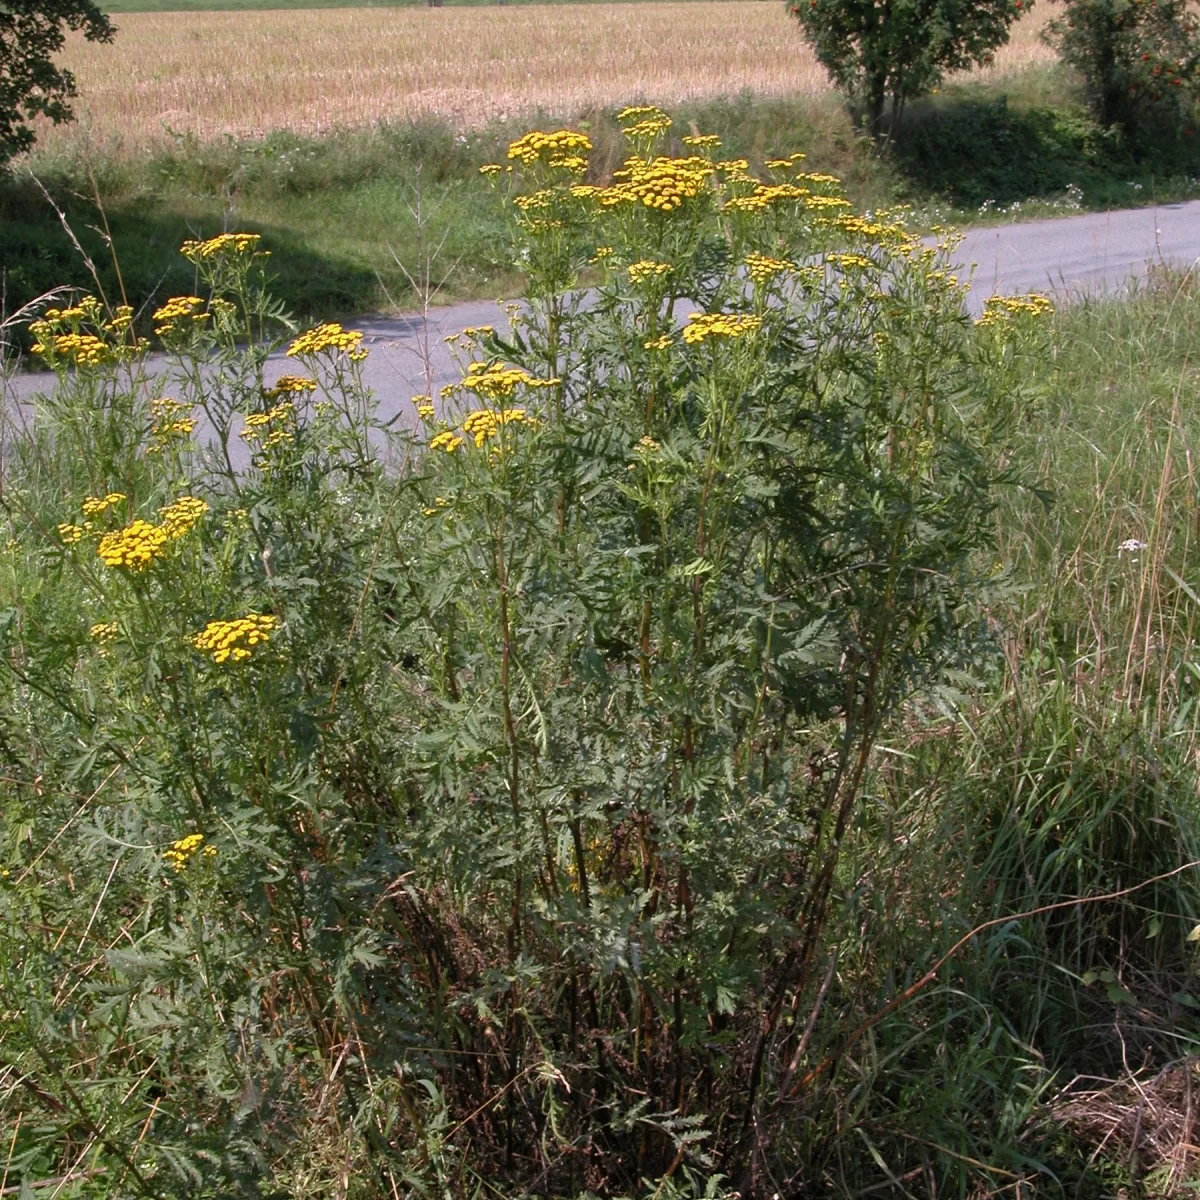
788,0 -> 1027,136
0,0 -> 113,164
1045,0 -> 1200,137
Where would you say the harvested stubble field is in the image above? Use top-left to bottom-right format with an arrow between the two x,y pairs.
42,0 -> 1055,151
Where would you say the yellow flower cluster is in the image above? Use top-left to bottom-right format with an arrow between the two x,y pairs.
798,172 -> 842,186
804,194 -> 853,212
480,164 -> 505,177
192,613 -> 279,664
81,492 -> 126,517
745,253 -> 791,284
40,297 -> 104,324
97,519 -> 170,570
180,233 -> 263,261
683,134 -> 722,149
241,402 -> 296,450
159,496 -> 209,538
826,252 -> 875,271
624,116 -> 673,139
264,374 -> 318,398
513,189 -> 554,212
507,130 -> 593,166
628,260 -> 672,284
975,293 -> 1054,327
429,430 -> 464,453
152,296 -> 208,337
723,183 -> 810,214
457,361 -> 558,402
30,333 -> 116,369
604,156 -> 711,212
765,152 -> 808,170
644,334 -> 673,351
682,312 -> 763,345
617,105 -> 671,134
462,407 -> 528,447
89,622 -> 118,642
30,298 -> 145,368
58,523 -> 84,544
549,155 -> 589,174
96,494 -> 207,569
148,398 -> 197,453
163,832 -> 216,871
829,213 -> 915,248
287,323 -> 366,360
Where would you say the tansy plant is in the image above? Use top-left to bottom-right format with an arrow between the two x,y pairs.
0,112 -> 1051,1199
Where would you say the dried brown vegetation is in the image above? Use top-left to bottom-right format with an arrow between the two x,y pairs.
36,0 -> 1054,151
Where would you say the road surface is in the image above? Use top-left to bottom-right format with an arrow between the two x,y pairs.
5,199 -> 1199,430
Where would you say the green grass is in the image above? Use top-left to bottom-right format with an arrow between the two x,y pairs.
810,264 -> 1200,1196
4,81 -> 1199,339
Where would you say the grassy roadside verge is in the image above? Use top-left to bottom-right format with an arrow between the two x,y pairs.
4,76 -> 1200,335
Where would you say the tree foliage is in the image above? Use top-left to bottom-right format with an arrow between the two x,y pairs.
0,0 -> 113,164
1045,0 -> 1200,136
787,0 -> 1028,135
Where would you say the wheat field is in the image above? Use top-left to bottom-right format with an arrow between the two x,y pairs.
43,1 -> 1054,151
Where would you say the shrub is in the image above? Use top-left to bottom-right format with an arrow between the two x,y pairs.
0,108 -> 1049,1196
1046,0 -> 1200,139
787,0 -> 1029,136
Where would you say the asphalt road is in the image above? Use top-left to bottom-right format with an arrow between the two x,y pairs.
6,199 -> 1199,432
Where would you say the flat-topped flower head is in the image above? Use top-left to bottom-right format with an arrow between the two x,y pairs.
158,496 -> 209,539
461,407 -> 528,448
601,155 -> 711,213
681,312 -> 763,345
192,613 -> 279,665
163,832 -> 216,871
287,324 -> 366,360
507,130 -> 593,166
148,398 -> 197,453
628,260 -> 672,285
826,252 -> 875,271
241,402 -> 297,451
975,293 -> 1054,327
457,361 -> 558,403
180,233 -> 263,263
724,183 -> 810,214
745,253 -> 791,284
617,105 -> 672,139
153,296 -> 208,337
264,374 -> 318,398
97,519 -> 171,570
765,152 -> 807,169
81,492 -> 126,517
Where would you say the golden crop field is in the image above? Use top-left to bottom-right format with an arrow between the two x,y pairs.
45,1 -> 1055,151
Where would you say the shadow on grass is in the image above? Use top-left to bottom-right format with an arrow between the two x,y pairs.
0,171 -> 384,334
891,94 -> 1200,210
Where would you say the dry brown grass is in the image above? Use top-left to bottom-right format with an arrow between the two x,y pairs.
1051,1059 -> 1200,1194
40,0 -> 1055,152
